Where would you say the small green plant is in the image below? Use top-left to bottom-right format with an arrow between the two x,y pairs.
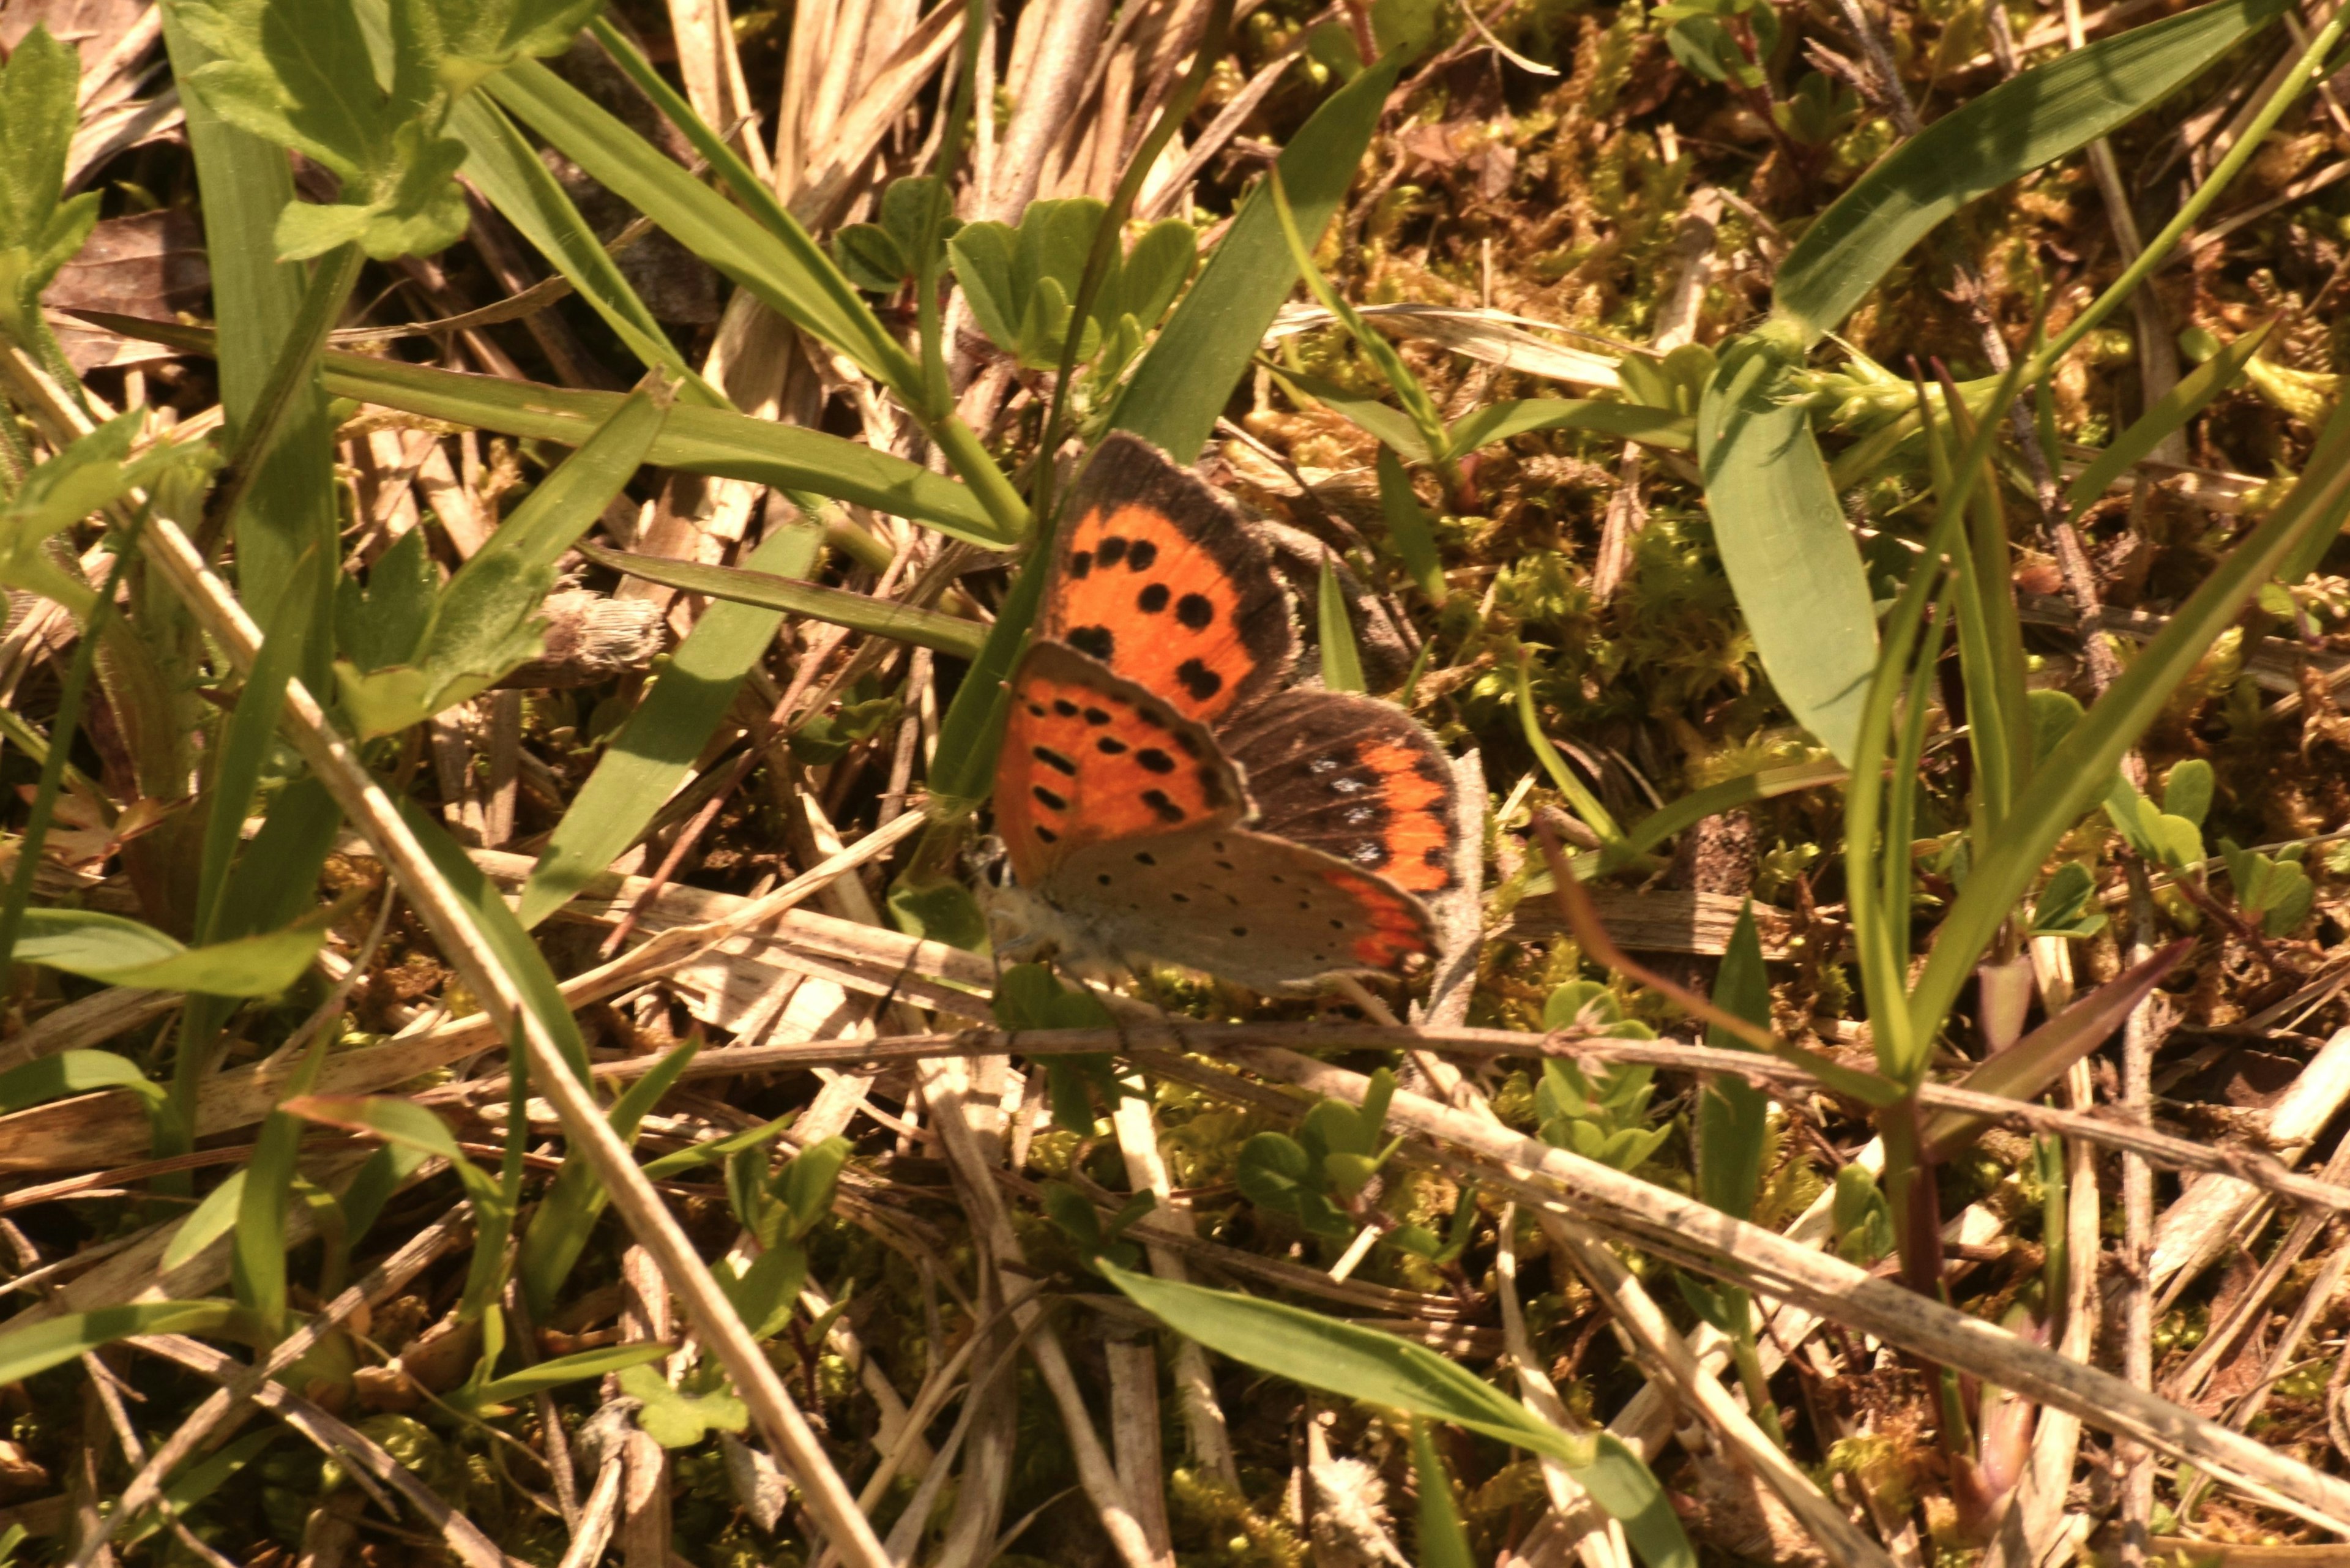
1535,983 -> 1670,1174
1237,1067 -> 1403,1242
715,1135 -> 851,1339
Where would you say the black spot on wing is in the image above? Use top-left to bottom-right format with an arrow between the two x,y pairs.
1067,624 -> 1114,662
1176,659 -> 1223,701
1138,582 -> 1169,614
1176,592 -> 1214,630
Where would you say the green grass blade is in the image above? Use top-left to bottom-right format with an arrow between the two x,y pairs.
1518,655 -> 1622,842
520,1039 -> 701,1315
473,1343 -> 672,1406
193,621 -> 305,945
1103,1263 -> 1693,1567
1841,487 -> 1964,1084
519,523 -> 825,927
576,543 -> 984,659
1908,388 -> 2350,1040
1772,0 -> 2290,343
86,317 -> 1013,547
1597,758 -> 1848,872
1108,53 -> 1408,460
485,59 -> 917,391
475,381 -> 670,577
1317,559 -> 1367,692
159,6 -> 338,687
1268,365 -> 1431,461
454,92 -> 720,400
164,1170 -> 247,1271
2065,319 -> 2275,515
1266,173 -> 1449,458
1375,447 -> 1446,602
394,795 -> 591,1081
0,1050 -> 163,1112
1698,906 -> 1772,1222
1445,397 -> 1693,455
15,906 -> 328,994
232,1038 -> 327,1338
1696,331 -> 1879,765
0,1302 -> 242,1386
1411,1421 -> 1476,1568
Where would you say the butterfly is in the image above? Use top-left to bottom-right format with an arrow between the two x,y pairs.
988,433 -> 1462,993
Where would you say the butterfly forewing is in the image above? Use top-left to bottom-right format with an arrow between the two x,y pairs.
996,640 -> 1246,889
1039,433 -> 1295,726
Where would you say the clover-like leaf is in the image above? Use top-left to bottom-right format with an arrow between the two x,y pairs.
620,1363 -> 747,1449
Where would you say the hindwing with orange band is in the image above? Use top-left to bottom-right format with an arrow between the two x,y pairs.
1218,689 -> 1461,897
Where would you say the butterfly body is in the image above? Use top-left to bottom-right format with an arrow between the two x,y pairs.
990,435 -> 1460,993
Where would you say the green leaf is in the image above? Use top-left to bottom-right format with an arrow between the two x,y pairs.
0,1049 -> 163,1112
1772,0 -> 2291,342
621,1362 -> 747,1449
576,543 -> 984,660
177,0 -> 467,259
486,57 -> 914,389
1697,906 -> 1772,1222
0,23 -> 100,345
474,1342 -> 671,1407
335,381 -> 666,737
166,1170 -> 249,1270
91,316 -> 1010,547
1445,398 -> 1693,455
1236,1132 -> 1354,1239
13,907 -> 327,995
993,963 -> 1117,1031
1375,448 -> 1446,602
2027,862 -> 2106,938
336,525 -> 436,673
715,1242 -> 807,1339
0,1302 -> 244,1385
1697,328 -> 1878,765
0,411 -> 204,618
1103,1264 -> 1693,1568
1110,51 -> 1408,460
2162,758 -> 2215,828
886,876 -> 990,950
2067,320 -> 2275,513
518,522 -> 824,928
1318,559 -> 1367,693
1411,1421 -> 1475,1568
